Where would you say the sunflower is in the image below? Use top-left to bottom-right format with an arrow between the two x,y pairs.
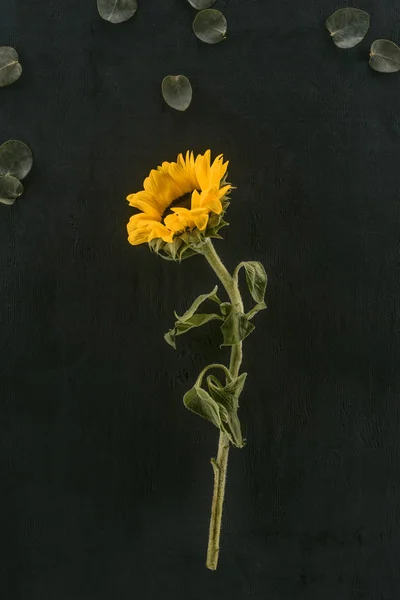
126,150 -> 232,260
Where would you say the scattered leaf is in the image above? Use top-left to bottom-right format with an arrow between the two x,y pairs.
187,0 -> 216,8
193,9 -> 227,44
0,175 -> 23,205
326,7 -> 370,49
0,140 -> 33,180
0,47 -> 22,87
369,39 -> 400,73
97,0 -> 138,24
162,75 -> 192,111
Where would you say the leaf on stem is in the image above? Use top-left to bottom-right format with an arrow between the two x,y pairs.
193,9 -> 227,44
369,39 -> 400,73
326,8 -> 370,49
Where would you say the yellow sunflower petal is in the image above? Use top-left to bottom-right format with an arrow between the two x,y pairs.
190,189 -> 202,210
195,187 -> 223,214
164,212 -> 186,233
195,149 -> 212,190
127,213 -> 159,232
126,191 -> 162,218
210,154 -> 228,187
148,223 -> 174,243
127,223 -> 153,246
190,207 -> 209,231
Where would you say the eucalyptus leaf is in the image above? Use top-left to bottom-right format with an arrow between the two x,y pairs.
97,0 -> 138,24
193,9 -> 227,44
188,0 -> 216,8
0,140 -> 33,180
162,75 -> 192,111
369,39 -> 400,73
183,385 -> 223,430
0,47 -> 22,87
326,8 -> 370,49
220,310 -> 255,346
0,175 -> 23,205
175,285 -> 220,321
235,261 -> 267,304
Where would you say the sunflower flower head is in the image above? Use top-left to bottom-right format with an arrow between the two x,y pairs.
126,150 -> 232,260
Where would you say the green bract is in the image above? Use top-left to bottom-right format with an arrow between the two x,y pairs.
0,47 -> 22,87
97,0 -> 138,24
326,8 -> 370,49
193,9 -> 227,44
162,75 -> 192,112
369,39 -> 400,73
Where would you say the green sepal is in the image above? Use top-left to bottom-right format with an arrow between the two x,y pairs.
220,305 -> 255,346
234,261 -> 267,305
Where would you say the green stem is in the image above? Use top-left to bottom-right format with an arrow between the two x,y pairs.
201,239 -> 244,571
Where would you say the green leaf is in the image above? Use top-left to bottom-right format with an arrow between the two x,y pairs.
183,385 -> 223,430
193,9 -> 227,44
188,0 -> 216,8
97,0 -> 138,23
165,313 -> 223,349
326,8 -> 370,49
369,40 -> 400,73
0,140 -> 33,180
235,261 -> 267,304
207,373 -> 247,447
175,285 -> 220,321
246,301 -> 266,320
0,47 -> 22,87
0,175 -> 23,205
220,310 -> 255,346
162,75 -> 192,112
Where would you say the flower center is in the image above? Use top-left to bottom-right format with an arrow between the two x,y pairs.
162,192 -> 194,222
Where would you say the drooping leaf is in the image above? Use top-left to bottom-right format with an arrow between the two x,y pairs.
246,301 -> 267,320
97,0 -> 138,24
162,75 -> 192,112
0,175 -> 23,205
175,285 -> 220,321
326,8 -> 370,49
188,0 -> 216,8
193,9 -> 227,44
369,39 -> 400,73
165,313 -> 223,348
207,373 -> 247,448
183,385 -> 223,430
235,261 -> 267,304
0,47 -> 22,87
0,140 -> 33,180
220,309 -> 255,346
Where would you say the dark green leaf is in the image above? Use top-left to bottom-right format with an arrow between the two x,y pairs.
162,75 -> 192,111
0,140 -> 33,180
369,39 -> 400,73
326,8 -> 370,49
0,47 -> 22,87
188,0 -> 216,8
183,385 -> 222,430
175,285 -> 220,321
165,313 -> 223,348
207,373 -> 247,448
220,311 -> 255,346
235,261 -> 267,304
0,175 -> 23,205
97,0 -> 138,23
193,9 -> 227,44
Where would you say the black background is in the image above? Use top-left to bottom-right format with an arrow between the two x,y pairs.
1,0 -> 400,598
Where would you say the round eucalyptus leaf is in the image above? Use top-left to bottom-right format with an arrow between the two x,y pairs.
187,0 -> 216,9
97,0 -> 138,24
193,9 -> 227,44
369,39 -> 400,73
0,140 -> 33,180
0,47 -> 22,87
0,175 -> 23,205
162,75 -> 192,111
326,8 -> 370,49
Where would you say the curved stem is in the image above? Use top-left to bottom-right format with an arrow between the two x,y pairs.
201,239 -> 244,570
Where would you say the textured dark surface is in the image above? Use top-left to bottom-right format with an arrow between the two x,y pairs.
1,0 -> 400,598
